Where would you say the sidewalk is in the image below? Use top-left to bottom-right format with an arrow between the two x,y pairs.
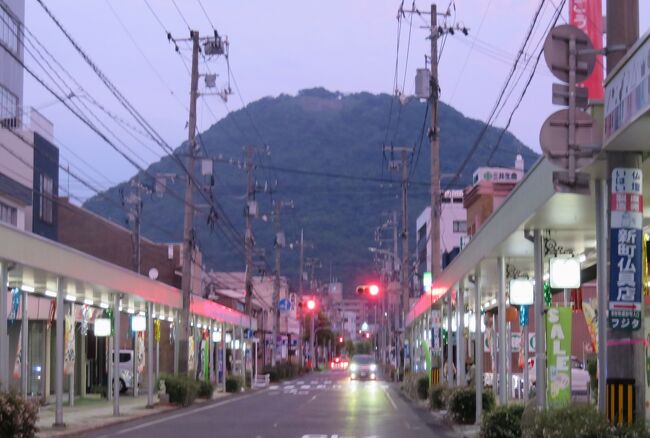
36,390 -> 230,438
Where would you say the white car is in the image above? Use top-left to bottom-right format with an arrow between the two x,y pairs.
527,356 -> 590,396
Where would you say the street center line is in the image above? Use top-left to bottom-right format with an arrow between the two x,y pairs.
104,394 -> 255,436
384,387 -> 398,410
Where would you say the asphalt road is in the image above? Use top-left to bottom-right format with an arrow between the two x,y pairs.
79,371 -> 455,438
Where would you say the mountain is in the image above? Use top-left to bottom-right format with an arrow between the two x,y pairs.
83,88 -> 538,292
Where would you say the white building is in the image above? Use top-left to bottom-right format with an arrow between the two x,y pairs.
416,189 -> 468,280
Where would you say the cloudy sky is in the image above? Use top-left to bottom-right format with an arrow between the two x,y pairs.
21,1 -> 650,200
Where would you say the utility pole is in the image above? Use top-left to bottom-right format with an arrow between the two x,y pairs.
429,3 -> 441,282
605,0 -> 642,423
124,178 -> 143,275
428,0 -> 446,387
179,30 -> 200,375
272,201 -> 281,367
244,145 -> 255,318
384,146 -> 412,380
271,200 -> 292,366
400,149 -> 410,380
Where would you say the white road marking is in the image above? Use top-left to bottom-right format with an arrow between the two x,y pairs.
383,387 -> 398,410
269,385 -> 280,390
301,385 -> 311,389
96,393 -> 254,437
307,394 -> 318,403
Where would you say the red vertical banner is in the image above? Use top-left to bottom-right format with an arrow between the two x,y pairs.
569,0 -> 604,100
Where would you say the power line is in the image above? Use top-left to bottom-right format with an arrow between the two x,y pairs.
441,0 -> 548,192
486,0 -> 567,165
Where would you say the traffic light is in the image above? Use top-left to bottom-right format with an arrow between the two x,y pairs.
356,284 -> 380,297
364,332 -> 370,339
338,336 -> 344,343
298,296 -> 318,313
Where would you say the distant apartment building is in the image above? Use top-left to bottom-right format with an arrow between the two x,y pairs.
416,189 -> 468,285
414,155 -> 526,295
464,154 -> 525,237
0,0 -> 59,240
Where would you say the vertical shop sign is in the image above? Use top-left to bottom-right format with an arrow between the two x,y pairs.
609,168 -> 643,331
547,307 -> 572,407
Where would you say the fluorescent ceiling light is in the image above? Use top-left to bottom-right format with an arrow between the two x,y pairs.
83,298 -> 94,305
99,302 -> 109,309
65,294 -> 76,302
21,285 -> 35,293
45,290 -> 58,298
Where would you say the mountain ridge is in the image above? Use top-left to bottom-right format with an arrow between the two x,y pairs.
84,88 -> 539,291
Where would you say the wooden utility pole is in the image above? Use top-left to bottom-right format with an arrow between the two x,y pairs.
179,30 -> 200,375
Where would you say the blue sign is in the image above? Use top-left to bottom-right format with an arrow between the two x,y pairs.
609,168 -> 643,331
278,298 -> 291,312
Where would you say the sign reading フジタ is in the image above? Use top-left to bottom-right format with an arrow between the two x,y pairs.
609,168 -> 643,331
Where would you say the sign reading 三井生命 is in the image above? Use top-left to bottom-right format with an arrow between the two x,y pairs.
609,168 -> 643,331
547,307 -> 572,408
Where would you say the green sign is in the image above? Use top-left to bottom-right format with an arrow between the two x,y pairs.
546,307 -> 572,407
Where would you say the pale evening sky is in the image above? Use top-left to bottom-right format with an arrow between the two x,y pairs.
21,1 -> 650,200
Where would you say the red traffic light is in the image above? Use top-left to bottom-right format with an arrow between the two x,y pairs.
306,299 -> 316,311
338,336 -> 344,343
356,284 -> 380,296
364,332 -> 371,339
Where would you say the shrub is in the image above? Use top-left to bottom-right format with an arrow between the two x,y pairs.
197,380 -> 214,399
480,404 -> 525,438
159,374 -> 199,406
447,387 -> 496,425
609,423 -> 650,438
0,390 -> 39,438
429,384 -> 451,410
416,375 -> 430,400
522,403 -> 610,438
226,376 -> 242,393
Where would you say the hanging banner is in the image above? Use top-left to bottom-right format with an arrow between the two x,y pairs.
137,333 -> 145,374
64,313 -> 76,375
582,299 -> 598,352
203,337 -> 210,383
569,0 -> 603,100
609,168 -> 643,331
188,336 -> 195,373
12,327 -> 21,379
547,307 -> 572,407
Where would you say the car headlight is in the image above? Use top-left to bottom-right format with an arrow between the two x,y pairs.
350,364 -> 358,372
370,364 -> 377,372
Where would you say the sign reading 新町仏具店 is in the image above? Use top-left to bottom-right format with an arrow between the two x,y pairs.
547,307 -> 572,407
609,168 -> 643,331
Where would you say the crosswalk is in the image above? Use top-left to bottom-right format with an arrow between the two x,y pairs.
267,379 -> 343,395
